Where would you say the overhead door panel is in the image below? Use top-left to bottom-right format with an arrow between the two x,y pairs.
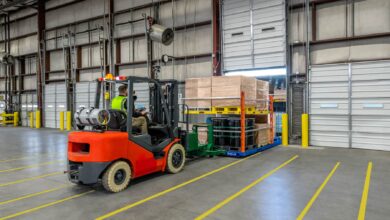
222,0 -> 286,72
351,61 -> 390,151
309,64 -> 350,148
44,83 -> 68,128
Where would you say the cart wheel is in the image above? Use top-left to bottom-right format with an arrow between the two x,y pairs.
166,144 -> 186,174
102,161 -> 131,193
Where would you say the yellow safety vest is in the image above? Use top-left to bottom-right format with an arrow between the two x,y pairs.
111,96 -> 126,111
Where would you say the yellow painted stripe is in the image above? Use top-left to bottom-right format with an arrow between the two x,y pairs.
0,185 -> 70,206
0,190 -> 94,220
0,172 -> 62,187
0,160 -> 64,173
296,162 -> 340,220
0,156 -> 34,163
358,161 -> 372,220
95,153 -> 262,220
195,155 -> 299,220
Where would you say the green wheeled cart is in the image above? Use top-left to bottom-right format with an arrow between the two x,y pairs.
186,124 -> 226,157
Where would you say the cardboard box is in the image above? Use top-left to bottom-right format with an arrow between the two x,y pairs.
274,89 -> 287,101
211,76 -> 257,107
185,77 -> 212,108
256,80 -> 269,110
254,123 -> 270,146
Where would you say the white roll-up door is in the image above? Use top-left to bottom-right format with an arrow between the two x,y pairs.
44,83 -> 68,128
20,93 -> 37,127
351,61 -> 390,151
75,82 -> 102,110
309,61 -> 390,151
222,0 -> 286,71
309,64 -> 350,148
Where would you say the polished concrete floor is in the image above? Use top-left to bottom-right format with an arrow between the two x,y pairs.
0,127 -> 390,220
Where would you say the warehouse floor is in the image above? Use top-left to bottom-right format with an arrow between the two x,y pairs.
0,127 -> 390,220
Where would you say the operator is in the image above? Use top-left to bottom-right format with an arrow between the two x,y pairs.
111,85 -> 148,134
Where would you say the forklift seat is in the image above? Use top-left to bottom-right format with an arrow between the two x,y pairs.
148,125 -> 170,145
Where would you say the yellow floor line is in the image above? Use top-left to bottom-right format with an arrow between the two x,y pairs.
195,155 -> 299,220
95,152 -> 263,220
0,153 -> 57,163
0,172 -> 63,187
296,162 -> 341,220
0,190 -> 94,220
0,160 -> 65,173
358,161 -> 373,220
0,185 -> 70,206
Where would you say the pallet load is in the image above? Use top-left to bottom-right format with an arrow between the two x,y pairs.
185,76 -> 269,110
254,123 -> 270,146
212,117 -> 255,151
256,80 -> 269,110
274,89 -> 287,102
211,76 -> 257,107
185,77 -> 212,108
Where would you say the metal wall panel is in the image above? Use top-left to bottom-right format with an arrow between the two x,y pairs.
351,61 -> 390,151
44,83 -> 68,128
309,64 -> 350,148
222,0 -> 286,71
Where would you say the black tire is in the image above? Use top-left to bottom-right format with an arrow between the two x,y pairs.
102,161 -> 131,193
166,144 -> 186,174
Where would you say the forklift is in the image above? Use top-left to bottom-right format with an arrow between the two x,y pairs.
67,76 -> 186,192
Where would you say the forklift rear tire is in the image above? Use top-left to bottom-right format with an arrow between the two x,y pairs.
102,161 -> 131,193
166,144 -> 186,174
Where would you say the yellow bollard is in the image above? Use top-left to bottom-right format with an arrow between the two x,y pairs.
35,111 -> 41,129
13,112 -> 18,127
59,111 -> 65,131
66,111 -> 72,131
29,112 -> 34,128
282,114 -> 288,146
302,114 -> 309,148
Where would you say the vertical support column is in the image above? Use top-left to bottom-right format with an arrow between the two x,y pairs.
212,0 -> 221,76
59,111 -> 64,131
35,111 -> 41,128
66,111 -> 72,131
37,0 -> 45,127
240,91 -> 246,153
282,113 -> 288,146
302,114 -> 309,148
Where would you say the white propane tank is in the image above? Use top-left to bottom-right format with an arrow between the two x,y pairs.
74,107 -> 109,126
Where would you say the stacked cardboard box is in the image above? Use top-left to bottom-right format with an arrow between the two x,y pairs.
211,76 -> 257,107
256,80 -> 269,110
185,78 -> 212,108
254,123 -> 270,146
274,89 -> 287,101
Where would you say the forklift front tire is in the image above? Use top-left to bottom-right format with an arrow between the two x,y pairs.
166,144 -> 186,174
102,161 -> 131,193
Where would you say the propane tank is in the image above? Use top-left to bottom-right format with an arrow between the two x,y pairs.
74,107 -> 110,127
